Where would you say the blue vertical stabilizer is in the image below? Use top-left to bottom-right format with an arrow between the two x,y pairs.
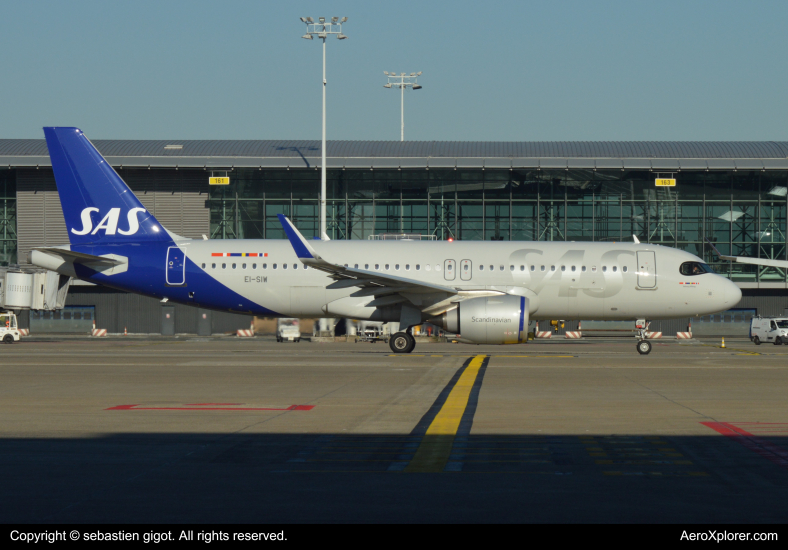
43,127 -> 170,245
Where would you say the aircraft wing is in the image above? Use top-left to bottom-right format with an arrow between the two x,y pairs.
31,247 -> 126,267
278,214 -> 459,298
706,239 -> 788,269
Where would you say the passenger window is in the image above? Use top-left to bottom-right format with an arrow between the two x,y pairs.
603,266 -> 607,272
480,265 -> 485,271
211,263 -> 216,269
520,265 -> 525,271
623,266 -> 627,272
541,265 -> 545,271
612,266 -> 617,272
385,264 -> 390,270
592,266 -> 597,272
551,266 -> 555,271
354,264 -> 358,269
561,266 -> 566,272
395,264 -> 400,270
510,265 -> 514,271
283,264 -> 287,269
273,264 -> 277,269
415,265 -> 419,270
530,265 -> 535,272
582,266 -> 586,272
375,264 -> 380,270
365,264 -> 369,269
489,265 -> 493,271
499,265 -> 504,271
242,263 -> 246,269
293,264 -> 298,269
222,263 -> 226,269
571,266 -> 576,272
263,263 -> 267,269
201,263 -> 206,269
232,263 -> 237,269
405,264 -> 410,270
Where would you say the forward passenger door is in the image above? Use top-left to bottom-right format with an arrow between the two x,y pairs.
636,251 -> 656,288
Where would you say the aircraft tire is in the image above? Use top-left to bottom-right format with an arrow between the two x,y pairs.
636,340 -> 651,355
390,332 -> 415,354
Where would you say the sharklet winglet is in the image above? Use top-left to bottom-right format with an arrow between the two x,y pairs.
278,214 -> 320,260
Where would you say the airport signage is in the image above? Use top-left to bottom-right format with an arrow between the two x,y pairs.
655,178 -> 676,187
209,177 -> 230,185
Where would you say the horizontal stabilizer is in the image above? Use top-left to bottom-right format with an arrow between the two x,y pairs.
31,247 -> 126,266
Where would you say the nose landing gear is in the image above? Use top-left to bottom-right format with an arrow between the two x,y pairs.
635,318 -> 652,355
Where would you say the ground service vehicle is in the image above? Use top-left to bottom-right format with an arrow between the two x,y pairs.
750,317 -> 788,345
276,318 -> 301,342
0,312 -> 21,343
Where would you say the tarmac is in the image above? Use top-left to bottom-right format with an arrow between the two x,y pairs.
2,335 -> 788,523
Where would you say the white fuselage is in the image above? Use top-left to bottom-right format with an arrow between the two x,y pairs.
173,239 -> 741,321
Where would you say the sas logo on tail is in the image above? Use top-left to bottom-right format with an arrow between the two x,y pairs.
72,207 -> 148,236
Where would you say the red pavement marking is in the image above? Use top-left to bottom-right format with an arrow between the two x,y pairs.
106,404 -> 314,411
184,403 -> 243,406
701,422 -> 788,470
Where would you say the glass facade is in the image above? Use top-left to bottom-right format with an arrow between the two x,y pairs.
209,168 -> 788,282
0,170 -> 16,266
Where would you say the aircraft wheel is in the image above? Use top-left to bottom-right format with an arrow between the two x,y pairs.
753,336 -> 761,345
636,340 -> 652,355
390,332 -> 415,354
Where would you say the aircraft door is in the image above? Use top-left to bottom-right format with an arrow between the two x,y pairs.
166,247 -> 186,285
636,251 -> 656,288
460,259 -> 472,281
444,259 -> 456,281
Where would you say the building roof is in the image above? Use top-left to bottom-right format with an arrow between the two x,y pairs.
3,139 -> 788,170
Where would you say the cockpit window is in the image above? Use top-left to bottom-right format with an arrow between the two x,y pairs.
679,262 -> 714,276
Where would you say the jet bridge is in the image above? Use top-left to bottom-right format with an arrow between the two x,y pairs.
0,267 -> 72,311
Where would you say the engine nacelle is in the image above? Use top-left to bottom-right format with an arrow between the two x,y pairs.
434,295 -> 528,344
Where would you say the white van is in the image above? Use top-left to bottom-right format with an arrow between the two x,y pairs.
276,318 -> 301,343
750,317 -> 788,345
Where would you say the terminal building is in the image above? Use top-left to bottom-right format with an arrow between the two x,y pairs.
2,138 -> 788,335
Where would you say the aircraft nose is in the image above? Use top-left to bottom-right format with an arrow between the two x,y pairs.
723,279 -> 742,306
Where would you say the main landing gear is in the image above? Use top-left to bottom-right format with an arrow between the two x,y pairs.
389,331 -> 416,354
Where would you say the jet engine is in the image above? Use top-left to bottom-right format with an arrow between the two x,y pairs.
433,295 -> 528,344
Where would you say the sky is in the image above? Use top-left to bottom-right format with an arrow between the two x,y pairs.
2,0 -> 788,142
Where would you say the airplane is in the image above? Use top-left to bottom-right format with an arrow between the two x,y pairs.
29,127 -> 743,355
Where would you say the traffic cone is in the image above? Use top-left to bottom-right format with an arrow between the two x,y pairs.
124,326 -> 127,336
721,337 -> 726,348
